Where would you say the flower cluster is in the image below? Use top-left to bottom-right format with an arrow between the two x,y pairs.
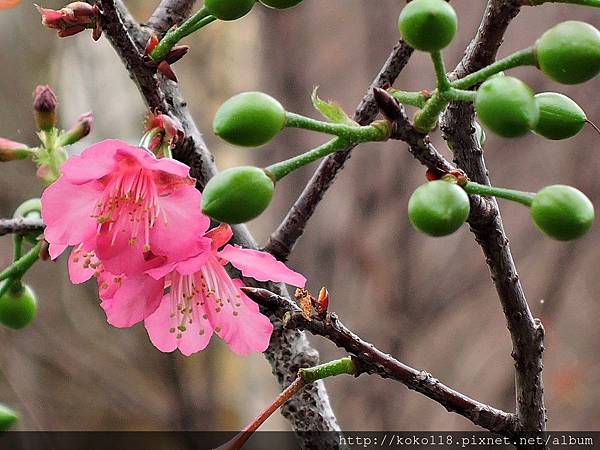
41,139 -> 305,355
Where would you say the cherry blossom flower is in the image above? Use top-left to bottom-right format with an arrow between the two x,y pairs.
41,139 -> 209,275
100,224 -> 306,356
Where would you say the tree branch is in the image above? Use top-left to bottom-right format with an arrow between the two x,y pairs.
96,1 -> 343,446
0,218 -> 45,237
147,0 -> 197,35
264,41 -> 414,261
243,287 -> 519,436
440,0 -> 546,434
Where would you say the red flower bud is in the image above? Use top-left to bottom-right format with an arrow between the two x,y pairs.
144,112 -> 184,154
33,85 -> 58,131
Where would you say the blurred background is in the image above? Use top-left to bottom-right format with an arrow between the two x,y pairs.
0,0 -> 599,435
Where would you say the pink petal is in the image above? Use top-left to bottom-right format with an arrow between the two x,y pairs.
151,185 -> 210,260
144,294 -> 213,356
96,271 -> 124,301
218,245 -> 306,287
115,146 -> 191,179
48,243 -> 67,260
41,179 -> 100,247
206,290 -> 273,356
100,274 -> 163,328
60,139 -> 121,184
68,245 -> 96,284
95,217 -> 149,275
205,223 -> 233,251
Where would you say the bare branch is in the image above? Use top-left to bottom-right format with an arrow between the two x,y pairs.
147,0 -> 197,35
440,0 -> 546,433
264,41 -> 414,261
0,218 -> 44,237
243,287 -> 519,436
96,1 -> 344,444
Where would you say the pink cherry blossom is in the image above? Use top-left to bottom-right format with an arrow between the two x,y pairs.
41,139 -> 209,275
100,224 -> 306,356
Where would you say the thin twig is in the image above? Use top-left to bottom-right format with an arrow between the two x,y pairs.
264,41 -> 414,261
243,287 -> 519,436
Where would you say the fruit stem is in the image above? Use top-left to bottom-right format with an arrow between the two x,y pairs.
451,48 -> 536,90
412,90 -> 450,133
448,88 -> 477,103
266,137 -> 350,181
585,119 -> 600,137
525,0 -> 600,6
0,241 -> 42,283
284,112 -> 389,142
150,7 -> 216,62
388,89 -> 429,108
431,51 -> 451,91
217,357 -> 355,450
463,181 -> 536,207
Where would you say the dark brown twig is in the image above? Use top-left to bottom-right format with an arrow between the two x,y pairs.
440,0 -> 546,434
0,218 -> 45,237
95,1 -> 343,445
264,41 -> 414,261
147,0 -> 197,35
243,287 -> 519,436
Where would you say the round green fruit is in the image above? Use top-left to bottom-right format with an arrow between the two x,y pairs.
213,92 -> 286,147
475,76 -> 539,138
398,0 -> 458,52
408,180 -> 470,237
533,92 -> 586,140
531,185 -> 594,241
205,0 -> 255,21
0,404 -> 17,431
201,166 -> 275,224
535,21 -> 600,85
0,283 -> 37,330
260,0 -> 302,9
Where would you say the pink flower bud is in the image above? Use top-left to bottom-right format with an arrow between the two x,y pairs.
144,112 -> 184,153
0,137 -> 31,162
59,111 -> 94,146
33,85 -> 58,131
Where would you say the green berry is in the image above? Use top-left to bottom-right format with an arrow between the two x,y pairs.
260,0 -> 302,9
213,92 -> 286,147
408,180 -> 470,237
205,0 -> 255,21
398,0 -> 458,52
0,404 -> 18,431
533,93 -> 586,140
201,166 -> 275,224
535,21 -> 600,85
531,185 -> 594,241
475,76 -> 539,138
0,283 -> 37,330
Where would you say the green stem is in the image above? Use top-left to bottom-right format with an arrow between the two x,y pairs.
448,88 -> 477,103
285,112 -> 389,142
388,89 -> 429,108
463,181 -> 536,207
266,137 -> 350,181
299,357 -> 356,383
150,7 -> 216,62
526,0 -> 600,5
13,236 -> 23,262
0,241 -> 42,283
412,90 -> 450,133
451,48 -> 536,90
431,51 -> 451,91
